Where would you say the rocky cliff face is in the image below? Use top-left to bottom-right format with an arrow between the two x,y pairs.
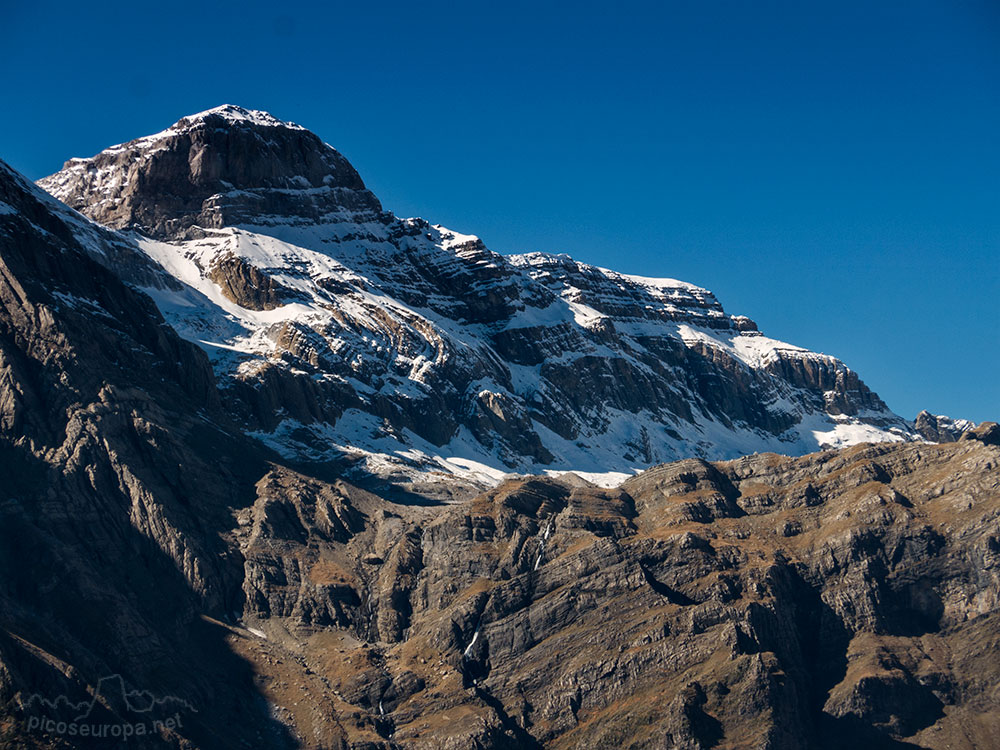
3,156 -> 999,749
0,159 -> 296,747
914,410 -> 976,443
39,104 -> 379,239
224,434 -> 1000,750
38,106 -> 919,492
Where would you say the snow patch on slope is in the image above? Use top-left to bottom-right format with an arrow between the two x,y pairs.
127,218 -> 916,490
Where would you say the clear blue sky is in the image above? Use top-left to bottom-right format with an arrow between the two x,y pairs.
3,0 -> 997,422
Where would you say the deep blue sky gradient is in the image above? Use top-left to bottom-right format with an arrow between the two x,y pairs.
2,0 -> 997,421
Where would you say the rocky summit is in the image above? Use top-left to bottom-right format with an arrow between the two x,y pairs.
38,105 -> 918,495
0,107 -> 996,750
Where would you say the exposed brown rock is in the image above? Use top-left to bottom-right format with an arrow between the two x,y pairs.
209,439 -> 999,750
959,421 -> 1000,447
208,254 -> 290,310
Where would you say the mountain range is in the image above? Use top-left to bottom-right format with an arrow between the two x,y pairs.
34,105 -> 928,496
0,106 -> 996,749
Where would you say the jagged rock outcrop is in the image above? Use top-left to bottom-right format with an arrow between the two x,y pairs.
914,410 -> 977,443
208,253 -> 293,310
959,420 -> 1000,447
37,107 -> 920,491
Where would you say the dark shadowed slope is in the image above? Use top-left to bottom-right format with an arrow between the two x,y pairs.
0,159 -> 299,748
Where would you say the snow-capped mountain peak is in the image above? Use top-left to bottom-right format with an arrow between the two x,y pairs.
37,107 -> 920,493
177,103 -> 307,130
